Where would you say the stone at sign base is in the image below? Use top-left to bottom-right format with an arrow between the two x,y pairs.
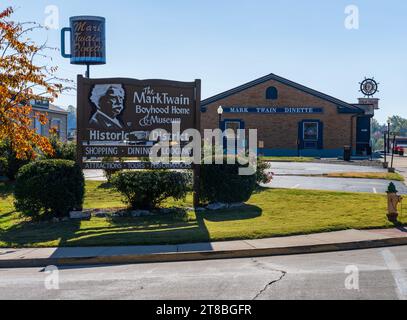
131,210 -> 152,217
206,203 -> 245,211
228,203 -> 245,208
207,203 -> 228,211
69,211 -> 91,220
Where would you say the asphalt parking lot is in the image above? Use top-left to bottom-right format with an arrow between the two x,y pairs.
268,162 -> 386,175
84,160 -> 404,194
263,161 -> 404,194
264,175 -> 407,194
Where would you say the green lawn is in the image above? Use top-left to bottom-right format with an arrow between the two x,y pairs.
0,181 -> 404,248
261,156 -> 315,162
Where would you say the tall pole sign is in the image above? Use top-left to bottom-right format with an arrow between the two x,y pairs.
61,16 -> 106,77
63,16 -> 202,206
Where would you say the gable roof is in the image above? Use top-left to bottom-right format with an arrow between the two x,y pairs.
201,73 -> 363,113
32,103 -> 69,115
49,104 -> 69,114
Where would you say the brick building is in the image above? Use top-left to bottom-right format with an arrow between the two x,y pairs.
201,73 -> 377,157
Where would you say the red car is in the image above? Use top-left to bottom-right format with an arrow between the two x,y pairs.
393,146 -> 405,156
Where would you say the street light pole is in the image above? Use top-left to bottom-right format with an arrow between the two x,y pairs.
387,120 -> 391,154
383,132 -> 387,168
217,106 -> 224,130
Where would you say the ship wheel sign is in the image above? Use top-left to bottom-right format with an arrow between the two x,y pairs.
359,77 -> 379,97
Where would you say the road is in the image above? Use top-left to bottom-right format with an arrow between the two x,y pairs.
1,246 -> 407,300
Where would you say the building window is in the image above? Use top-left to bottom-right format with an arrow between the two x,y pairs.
34,118 -> 41,135
50,119 -> 61,138
266,87 -> 278,100
303,122 -> 319,141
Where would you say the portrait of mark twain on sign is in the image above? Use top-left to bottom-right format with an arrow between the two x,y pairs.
89,84 -> 125,129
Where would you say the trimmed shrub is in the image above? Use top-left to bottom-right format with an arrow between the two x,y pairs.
111,170 -> 189,210
14,160 -> 85,219
200,155 -> 257,204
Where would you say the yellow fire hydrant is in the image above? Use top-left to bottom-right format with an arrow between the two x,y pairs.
387,183 -> 402,222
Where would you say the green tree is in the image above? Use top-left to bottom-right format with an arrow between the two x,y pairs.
388,116 -> 407,136
371,118 -> 385,152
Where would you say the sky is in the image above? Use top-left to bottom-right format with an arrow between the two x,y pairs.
4,0 -> 407,123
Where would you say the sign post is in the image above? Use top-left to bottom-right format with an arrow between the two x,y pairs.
193,80 -> 202,208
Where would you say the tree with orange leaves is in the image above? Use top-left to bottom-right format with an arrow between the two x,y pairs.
0,6 -> 71,159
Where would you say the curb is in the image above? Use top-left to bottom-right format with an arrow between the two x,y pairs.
2,237 -> 407,269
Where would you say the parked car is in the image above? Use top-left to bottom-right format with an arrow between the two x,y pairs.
393,146 -> 405,156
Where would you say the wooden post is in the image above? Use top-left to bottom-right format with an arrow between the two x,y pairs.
193,79 -> 202,208
76,75 -> 85,211
76,75 -> 83,168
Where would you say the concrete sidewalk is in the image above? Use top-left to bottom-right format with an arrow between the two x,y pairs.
1,228 -> 407,268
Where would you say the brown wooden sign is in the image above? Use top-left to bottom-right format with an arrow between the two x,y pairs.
82,144 -> 192,158
83,162 -> 193,170
77,76 -> 200,160
76,75 -> 201,206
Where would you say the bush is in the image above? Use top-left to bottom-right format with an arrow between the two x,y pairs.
256,157 -> 270,185
0,140 -> 32,181
102,157 -> 124,182
0,157 -> 6,177
111,170 -> 189,210
200,155 -> 257,204
45,135 -> 76,161
14,160 -> 85,219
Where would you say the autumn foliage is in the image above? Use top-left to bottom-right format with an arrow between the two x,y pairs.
0,7 -> 67,159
